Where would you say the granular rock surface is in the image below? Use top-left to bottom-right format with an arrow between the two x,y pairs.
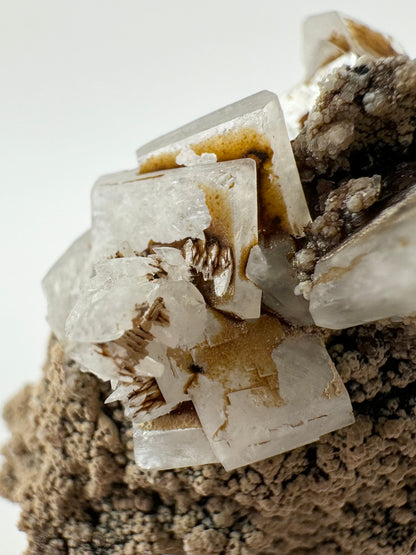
1,323 -> 416,555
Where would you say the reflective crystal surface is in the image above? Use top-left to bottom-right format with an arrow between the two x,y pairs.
137,90 -> 311,237
91,160 -> 261,320
310,187 -> 416,329
133,405 -> 219,470
246,234 -> 313,325
188,326 -> 353,470
43,26 -> 380,470
42,231 -> 92,341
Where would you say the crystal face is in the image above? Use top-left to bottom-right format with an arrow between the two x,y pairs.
43,10 -> 416,471
310,186 -> 416,329
136,90 -> 311,237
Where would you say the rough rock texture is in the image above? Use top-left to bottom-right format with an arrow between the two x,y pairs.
293,56 -> 416,264
1,325 -> 416,555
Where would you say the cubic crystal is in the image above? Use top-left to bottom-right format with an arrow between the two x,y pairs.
136,90 -> 311,237
187,318 -> 353,470
133,404 -> 219,470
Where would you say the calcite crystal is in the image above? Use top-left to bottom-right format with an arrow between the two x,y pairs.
42,92 -> 356,469
40,10 -> 416,475
3,10 -> 416,555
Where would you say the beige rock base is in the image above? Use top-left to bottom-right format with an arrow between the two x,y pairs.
1,324 -> 416,554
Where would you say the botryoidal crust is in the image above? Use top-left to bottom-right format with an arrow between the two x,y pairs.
2,324 -> 416,555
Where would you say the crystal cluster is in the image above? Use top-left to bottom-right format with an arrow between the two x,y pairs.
43,12 -> 412,471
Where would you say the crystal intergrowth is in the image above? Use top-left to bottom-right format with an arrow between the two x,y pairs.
43,12 -> 410,471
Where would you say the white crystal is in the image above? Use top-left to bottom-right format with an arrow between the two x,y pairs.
175,147 -> 217,167
91,160 -> 261,320
65,257 -> 160,343
136,90 -> 311,237
246,235 -> 313,325
310,187 -> 416,329
67,341 -> 120,381
133,407 -> 218,470
188,321 -> 353,471
42,231 -> 92,341
91,168 -> 211,261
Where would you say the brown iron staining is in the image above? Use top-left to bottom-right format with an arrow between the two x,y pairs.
183,236 -> 232,281
138,128 -> 290,236
100,297 -> 169,417
128,377 -> 165,417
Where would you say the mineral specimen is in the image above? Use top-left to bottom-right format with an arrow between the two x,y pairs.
43,85 -> 356,470
3,10 -> 416,555
41,10 -> 416,473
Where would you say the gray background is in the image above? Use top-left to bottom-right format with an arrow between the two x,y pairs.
1,0 -> 414,552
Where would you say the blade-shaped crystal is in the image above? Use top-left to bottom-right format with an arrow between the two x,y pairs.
310,186 -> 416,329
136,90 -> 310,237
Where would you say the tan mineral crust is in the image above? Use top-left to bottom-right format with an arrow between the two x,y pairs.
2,14 -> 416,555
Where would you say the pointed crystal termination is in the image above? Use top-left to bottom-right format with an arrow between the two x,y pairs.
281,12 -> 405,140
136,90 -> 311,237
91,160 -> 261,320
310,186 -> 416,329
187,316 -> 353,471
133,403 -> 219,470
42,231 -> 92,341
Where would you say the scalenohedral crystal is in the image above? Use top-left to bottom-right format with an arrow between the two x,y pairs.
42,11 -> 414,474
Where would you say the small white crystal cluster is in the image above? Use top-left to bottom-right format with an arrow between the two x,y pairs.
43,13 -> 412,471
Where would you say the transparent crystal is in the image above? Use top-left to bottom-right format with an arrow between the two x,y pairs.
188,318 -> 353,470
136,90 -> 311,237
65,257 -> 160,343
91,168 -> 211,262
246,235 -> 313,325
42,231 -> 92,341
91,160 -> 261,320
310,187 -> 416,329
133,405 -> 218,470
303,12 -> 404,79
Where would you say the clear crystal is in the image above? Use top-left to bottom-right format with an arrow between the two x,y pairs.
133,405 -> 218,470
91,160 -> 261,320
310,187 -> 416,329
42,231 -> 92,341
188,320 -> 353,471
137,90 -> 311,237
91,168 -> 211,262
246,234 -> 313,325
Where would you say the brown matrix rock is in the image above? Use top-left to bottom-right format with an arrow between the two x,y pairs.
2,322 -> 416,555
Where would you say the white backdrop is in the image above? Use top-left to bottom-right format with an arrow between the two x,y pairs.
1,0 -> 414,552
